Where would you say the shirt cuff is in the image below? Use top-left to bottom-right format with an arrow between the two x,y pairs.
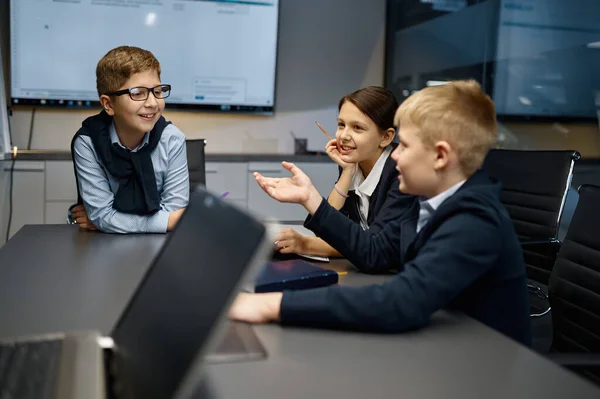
149,210 -> 170,233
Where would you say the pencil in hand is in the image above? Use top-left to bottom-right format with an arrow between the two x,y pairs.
315,121 -> 334,141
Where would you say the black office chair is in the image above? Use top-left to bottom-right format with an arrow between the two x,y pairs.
543,184 -> 600,384
186,138 -> 207,190
483,149 -> 580,285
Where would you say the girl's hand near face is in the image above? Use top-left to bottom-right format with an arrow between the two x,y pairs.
325,139 -> 355,171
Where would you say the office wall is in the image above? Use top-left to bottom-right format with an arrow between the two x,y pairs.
1,0 -> 386,154
1,0 -> 598,157
0,2 -> 8,109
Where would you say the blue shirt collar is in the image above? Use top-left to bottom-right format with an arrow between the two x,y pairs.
416,179 -> 466,233
109,121 -> 150,152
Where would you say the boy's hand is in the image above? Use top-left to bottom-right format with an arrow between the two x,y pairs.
167,208 -> 186,231
254,162 -> 322,214
228,292 -> 283,324
275,228 -> 308,254
325,139 -> 356,172
71,205 -> 97,231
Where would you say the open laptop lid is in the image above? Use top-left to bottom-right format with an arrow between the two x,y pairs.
110,188 -> 271,399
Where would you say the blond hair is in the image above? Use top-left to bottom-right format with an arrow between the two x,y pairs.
395,80 -> 497,176
96,46 -> 161,96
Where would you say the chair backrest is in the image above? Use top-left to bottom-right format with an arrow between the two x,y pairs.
483,149 -> 580,240
186,139 -> 206,189
549,184 -> 600,356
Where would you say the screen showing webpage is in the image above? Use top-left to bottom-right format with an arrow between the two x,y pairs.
10,0 -> 279,114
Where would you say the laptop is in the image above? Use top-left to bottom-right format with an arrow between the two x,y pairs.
0,188 -> 272,399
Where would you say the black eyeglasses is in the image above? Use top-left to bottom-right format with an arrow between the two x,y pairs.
108,84 -> 171,101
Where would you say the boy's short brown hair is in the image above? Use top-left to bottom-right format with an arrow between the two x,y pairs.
96,46 -> 161,96
395,80 -> 497,176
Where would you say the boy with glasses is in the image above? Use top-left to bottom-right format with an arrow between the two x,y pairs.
70,46 -> 189,233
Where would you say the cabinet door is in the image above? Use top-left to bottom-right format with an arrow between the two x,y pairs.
246,162 -> 337,222
295,163 -> 339,197
0,162 -> 45,240
45,161 -> 77,201
45,201 -> 74,224
205,162 -> 248,203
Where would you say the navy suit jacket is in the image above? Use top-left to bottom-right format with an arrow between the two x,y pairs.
280,170 -> 532,346
338,144 -> 415,233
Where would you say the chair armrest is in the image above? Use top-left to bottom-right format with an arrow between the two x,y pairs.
520,238 -> 561,248
67,203 -> 79,225
527,281 -> 549,299
546,352 -> 600,371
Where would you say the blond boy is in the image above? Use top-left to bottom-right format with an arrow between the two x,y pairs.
230,80 -> 531,346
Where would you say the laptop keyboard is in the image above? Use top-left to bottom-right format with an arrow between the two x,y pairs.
0,339 -> 62,399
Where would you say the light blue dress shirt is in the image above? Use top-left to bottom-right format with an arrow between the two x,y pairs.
73,122 -> 189,233
416,180 -> 466,233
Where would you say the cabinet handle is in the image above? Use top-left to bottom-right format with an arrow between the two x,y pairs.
252,170 -> 283,174
206,170 -> 218,174
2,167 -> 45,172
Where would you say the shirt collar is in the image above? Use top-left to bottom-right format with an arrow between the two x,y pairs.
350,146 -> 392,196
109,121 -> 150,152
419,179 -> 467,212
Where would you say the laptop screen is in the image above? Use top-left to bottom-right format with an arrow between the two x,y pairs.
111,189 -> 268,399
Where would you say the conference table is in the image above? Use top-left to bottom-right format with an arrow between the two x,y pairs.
0,224 -> 599,398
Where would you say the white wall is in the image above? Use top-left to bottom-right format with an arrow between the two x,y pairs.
2,0 -> 386,154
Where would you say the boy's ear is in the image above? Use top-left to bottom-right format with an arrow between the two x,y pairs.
379,128 -> 396,148
100,95 -> 115,116
433,141 -> 452,171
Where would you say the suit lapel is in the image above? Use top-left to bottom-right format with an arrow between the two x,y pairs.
367,186 -> 380,225
366,154 -> 396,224
400,216 -> 418,266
